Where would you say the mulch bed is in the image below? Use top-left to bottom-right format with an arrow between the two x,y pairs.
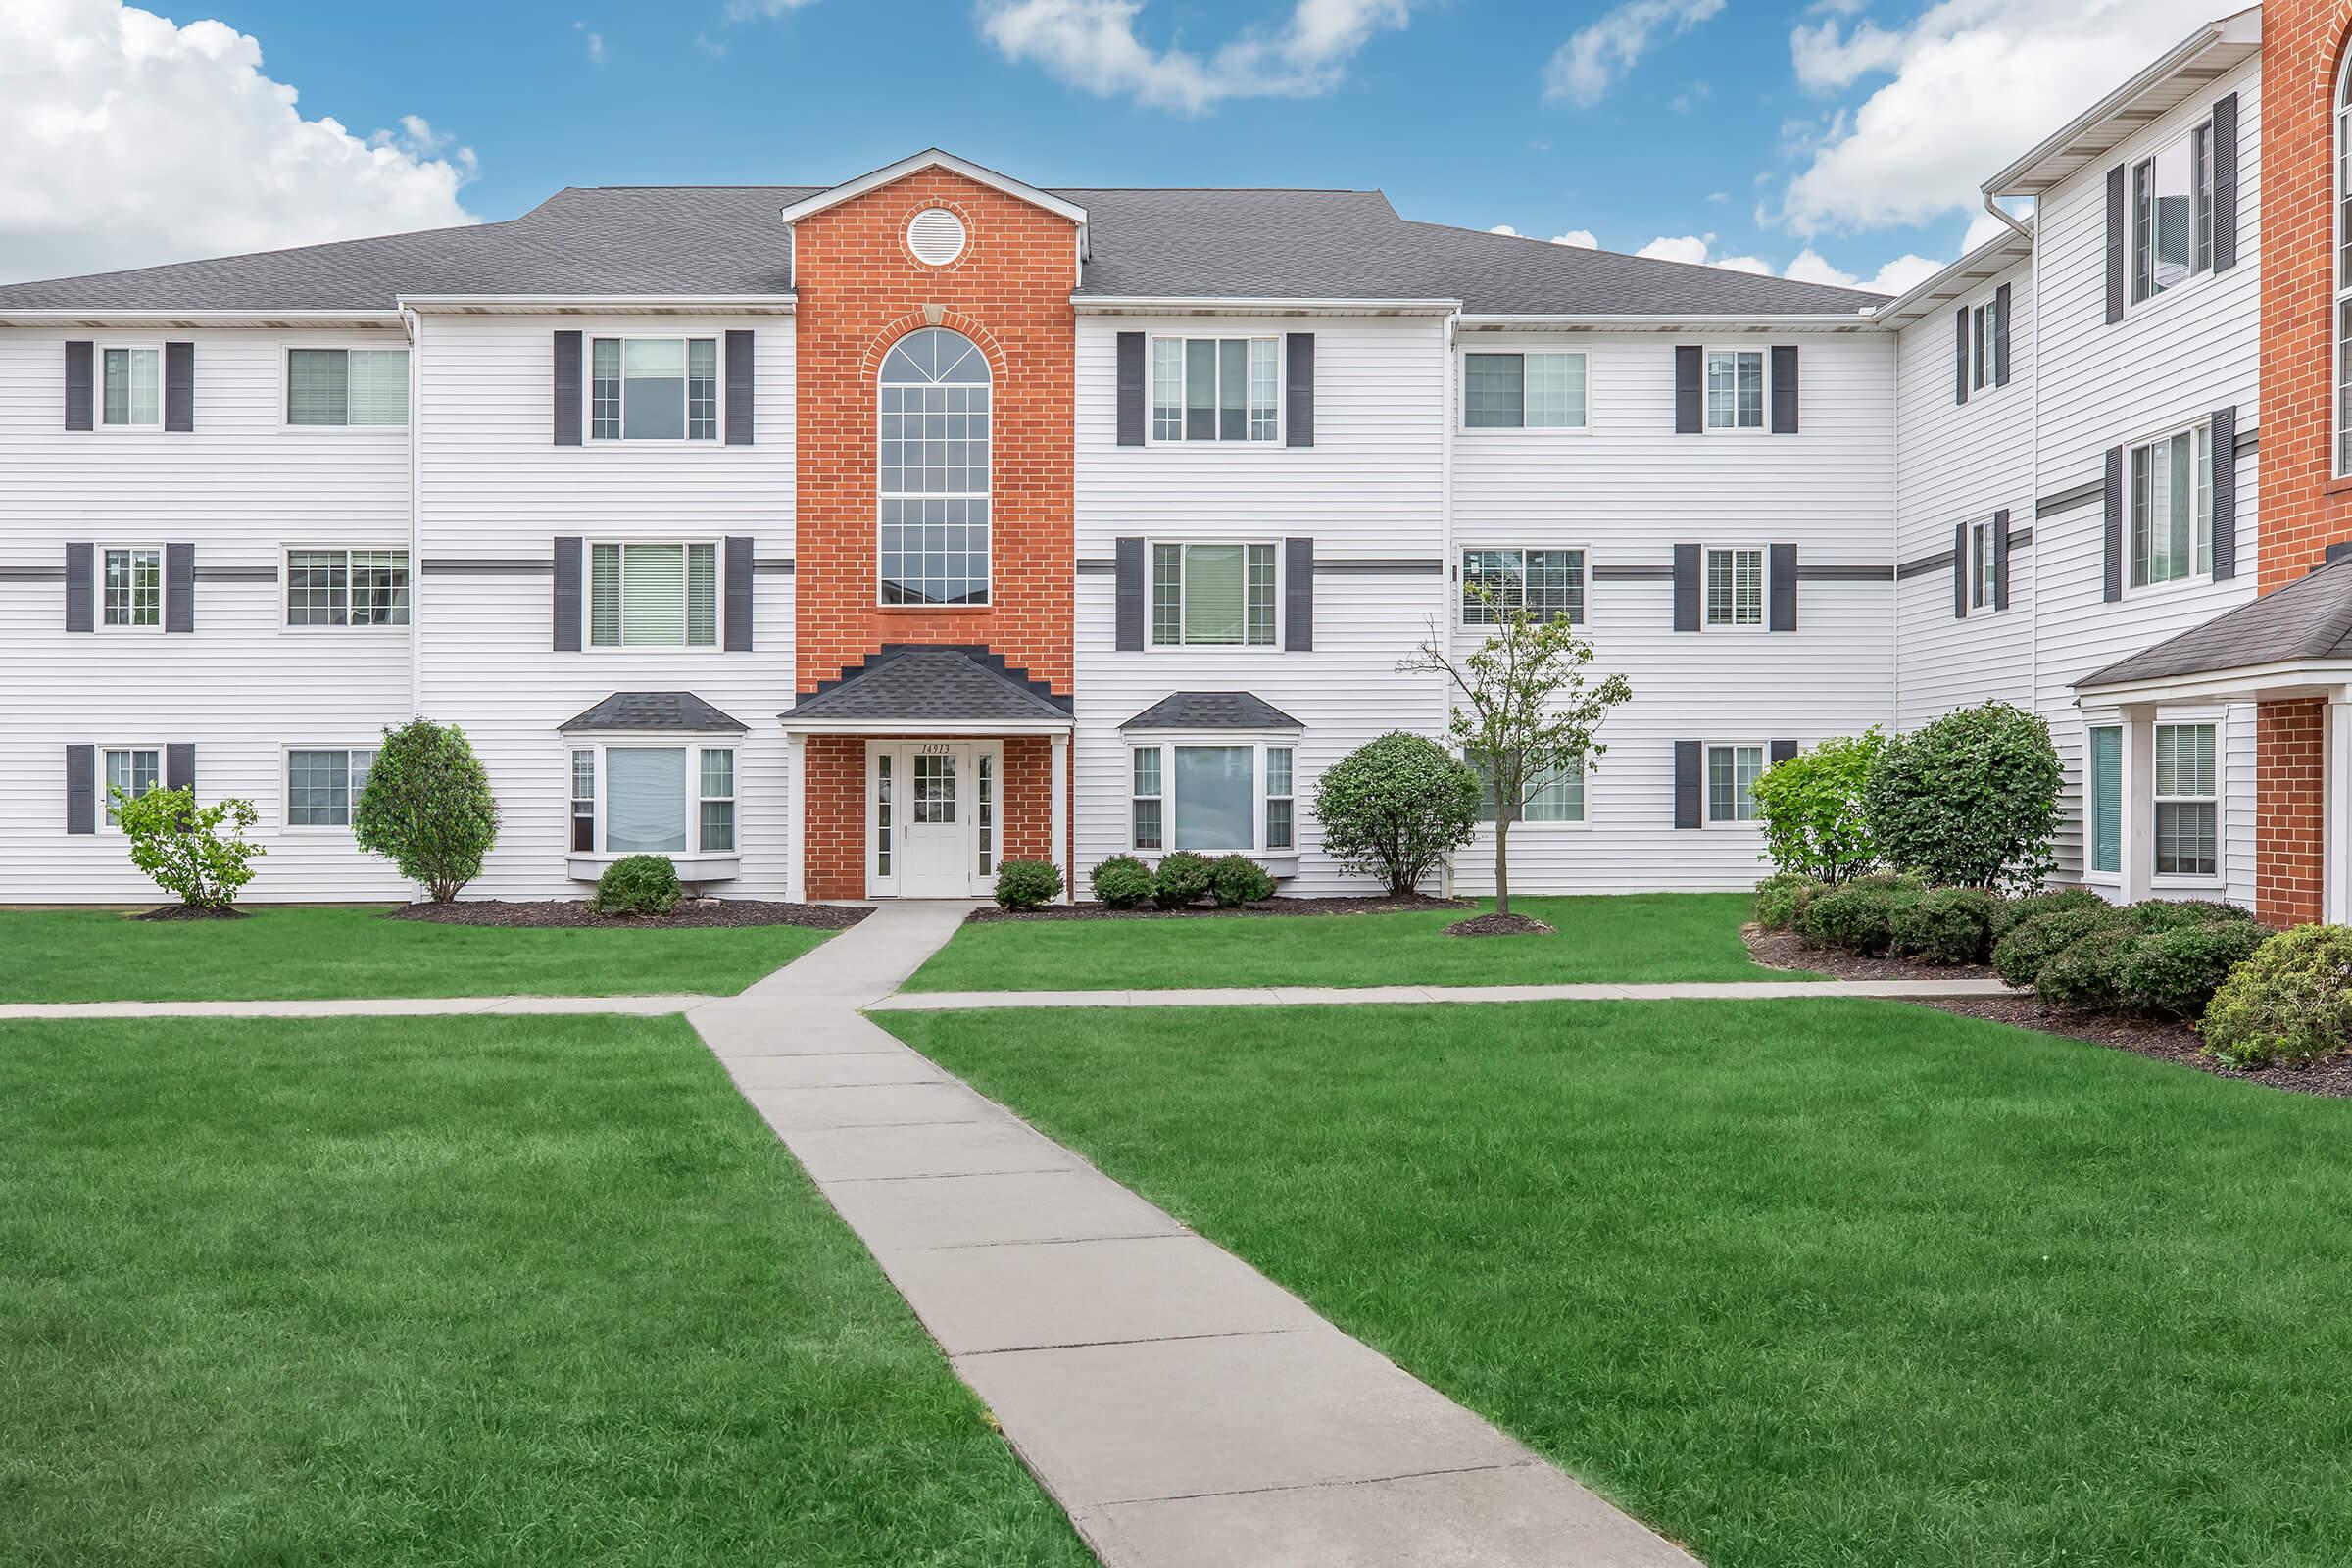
384,900 -> 871,931
1446,912 -> 1556,938
1921,995 -> 2352,1100
135,905 -> 251,922
1743,925 -> 1997,981
967,895 -> 1470,924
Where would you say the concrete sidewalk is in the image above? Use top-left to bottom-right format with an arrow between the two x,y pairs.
688,901 -> 1703,1568
0,992 -> 718,1021
873,974 -> 2012,1011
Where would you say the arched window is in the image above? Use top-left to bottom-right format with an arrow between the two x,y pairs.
878,327 -> 991,606
2338,57 -> 2352,473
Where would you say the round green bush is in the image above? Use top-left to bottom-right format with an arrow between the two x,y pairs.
2129,898 -> 2258,934
993,858 -> 1064,911
1208,855 -> 1276,908
1991,905 -> 2125,990
1311,732 -> 1480,897
1752,873 -> 1820,932
1089,856 -> 1156,909
1800,881 -> 1918,956
1862,701 -> 2062,894
1987,886 -> 2110,943
2199,923 -> 2352,1068
1890,886 -> 1997,965
1153,851 -> 1214,909
594,854 -> 681,916
2118,920 -> 2268,1019
2034,924 -> 2137,1013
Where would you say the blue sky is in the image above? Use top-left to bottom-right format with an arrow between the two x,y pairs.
0,0 -> 2233,291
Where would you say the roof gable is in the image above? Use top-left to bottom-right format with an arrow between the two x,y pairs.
777,150 -> 1088,228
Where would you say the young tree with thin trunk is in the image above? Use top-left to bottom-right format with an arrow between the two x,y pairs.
1401,594 -> 1631,919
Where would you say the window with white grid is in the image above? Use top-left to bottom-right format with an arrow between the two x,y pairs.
879,328 -> 991,606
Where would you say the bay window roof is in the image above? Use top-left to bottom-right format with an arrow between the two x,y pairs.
559,691 -> 748,733
1120,692 -> 1302,731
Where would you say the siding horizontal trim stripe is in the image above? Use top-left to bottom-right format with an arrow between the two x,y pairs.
422,558 -> 556,576
2036,480 -> 2103,518
1594,564 -> 1675,581
753,559 -> 795,574
1896,551 -> 1956,580
2007,526 -> 2034,549
0,565 -> 66,581
1795,564 -> 1892,582
1076,559 -> 1116,574
192,565 -> 277,583
1079,557 -> 1439,575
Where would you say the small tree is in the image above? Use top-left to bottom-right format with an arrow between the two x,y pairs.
1864,701 -> 2060,894
354,718 -> 500,903
1312,732 -> 1481,897
113,785 -> 265,910
1751,728 -> 1887,883
1402,599 -> 1631,917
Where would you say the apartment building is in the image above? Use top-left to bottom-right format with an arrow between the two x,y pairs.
4,4 -> 2350,915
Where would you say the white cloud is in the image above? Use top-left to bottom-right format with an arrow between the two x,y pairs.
1544,0 -> 1724,108
726,0 -> 820,17
1636,232 -> 1771,273
974,0 -> 1413,114
1779,0 -> 2224,237
0,0 -> 476,285
575,21 -> 605,63
1489,223 -> 1519,236
1552,229 -> 1598,249
1784,246 -> 1946,295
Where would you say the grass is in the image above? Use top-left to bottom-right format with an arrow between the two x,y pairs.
903,892 -> 1800,992
0,906 -> 836,1002
0,1013 -> 1089,1568
887,999 -> 2352,1568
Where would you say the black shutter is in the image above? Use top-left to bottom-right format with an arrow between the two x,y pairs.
1953,522 -> 1969,619
553,330 -> 582,446
166,543 -> 193,632
65,341 -> 94,431
724,536 -> 754,650
166,743 -> 195,795
2211,406 -> 2237,579
2213,92 -> 2239,273
1285,332 -> 1315,447
65,543 -> 92,632
1285,537 -> 1314,651
2102,446 -> 2125,602
1672,543 -> 1701,631
723,329 -> 754,445
1770,739 -> 1799,768
164,341 -> 194,431
1115,331 -> 1146,447
1955,308 -> 1970,405
553,536 -> 583,651
1993,283 -> 2012,387
1113,536 -> 1145,651
2105,166 -> 2127,324
1673,741 -> 1702,829
1769,345 -> 1798,434
1673,345 -> 1702,434
66,746 -> 95,835
1769,543 -> 1797,631
1993,509 -> 2013,611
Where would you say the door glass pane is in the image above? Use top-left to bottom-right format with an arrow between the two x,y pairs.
606,747 -> 687,853
914,753 -> 956,824
1173,746 -> 1253,852
876,753 -> 893,876
977,754 -> 995,875
2089,727 -> 2122,874
1182,545 -> 1247,644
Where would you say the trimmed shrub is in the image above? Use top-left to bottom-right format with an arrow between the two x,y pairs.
2035,924 -> 2138,1013
1890,886 -> 1997,965
1988,887 -> 2111,942
2129,898 -> 2258,934
1752,873 -> 1820,932
1751,728 -> 1887,883
354,717 -> 499,903
993,859 -> 1064,911
1089,856 -> 1156,909
2200,924 -> 2352,1068
595,854 -> 681,916
1153,851 -> 1215,909
1208,855 -> 1276,908
1863,701 -> 2061,893
1800,880 -> 1920,956
2118,920 -> 2268,1019
1992,906 -> 2126,990
113,785 -> 266,910
1311,732 -> 1481,897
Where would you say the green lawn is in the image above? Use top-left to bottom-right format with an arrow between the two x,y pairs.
887,999 -> 2352,1568
903,892 -> 1798,991
1,1014 -> 1088,1568
0,906 -> 836,1002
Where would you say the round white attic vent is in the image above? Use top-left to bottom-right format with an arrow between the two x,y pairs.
907,207 -> 968,266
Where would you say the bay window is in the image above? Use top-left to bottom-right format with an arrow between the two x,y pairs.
1128,738 -> 1298,855
287,348 -> 409,426
1460,547 -> 1584,626
1152,542 -> 1277,646
1152,337 -> 1278,442
2087,725 -> 2123,876
1464,352 -> 1588,430
569,742 -> 738,858
590,336 -> 718,441
2130,423 -> 2212,588
2153,722 -> 2217,878
589,542 -> 718,648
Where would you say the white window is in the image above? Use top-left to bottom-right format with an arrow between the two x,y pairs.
588,542 -> 719,648
2338,61 -> 2352,473
2132,122 -> 2216,305
1468,751 -> 1586,824
699,748 -> 736,853
590,337 -> 718,441
879,327 -> 991,606
1970,300 -> 1996,392
2130,423 -> 2212,588
286,348 -> 409,426
1704,547 -> 1764,627
571,749 -> 596,852
1706,744 -> 1764,824
1151,337 -> 1279,442
100,546 -> 163,630
100,347 -> 161,428
286,549 -> 410,627
1970,519 -> 1996,611
285,748 -> 377,828
1128,738 -> 1297,854
571,741 -> 738,857
1460,548 -> 1585,626
104,747 -> 161,825
1151,542 -> 1277,646
1463,352 -> 1588,430
2153,722 -> 2218,879
1704,350 -> 1764,431
2087,724 -> 2123,876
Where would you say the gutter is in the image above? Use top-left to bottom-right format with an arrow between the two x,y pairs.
394,294 -> 797,314
402,306 -> 423,720
1073,296 -> 1461,318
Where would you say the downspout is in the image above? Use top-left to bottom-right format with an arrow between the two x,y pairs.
1886,305 -> 1901,729
1982,190 -> 2034,243
1437,310 -> 1458,900
401,305 -> 422,719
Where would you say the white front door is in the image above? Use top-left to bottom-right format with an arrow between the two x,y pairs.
867,741 -> 997,897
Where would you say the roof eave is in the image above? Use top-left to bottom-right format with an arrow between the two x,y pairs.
1455,311 -> 1880,334
2076,658 -> 2352,707
0,307 -> 406,329
775,715 -> 1075,735
1870,230 -> 2036,329
399,293 -> 797,315
1074,294 -> 1461,318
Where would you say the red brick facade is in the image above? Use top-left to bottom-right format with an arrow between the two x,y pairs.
790,165 -> 1077,898
2257,1 -> 2352,923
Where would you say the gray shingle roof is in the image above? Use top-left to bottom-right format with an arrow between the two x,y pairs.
783,645 -> 1072,724
0,180 -> 1883,318
1120,691 -> 1303,731
559,691 -> 749,733
2076,557 -> 2352,689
